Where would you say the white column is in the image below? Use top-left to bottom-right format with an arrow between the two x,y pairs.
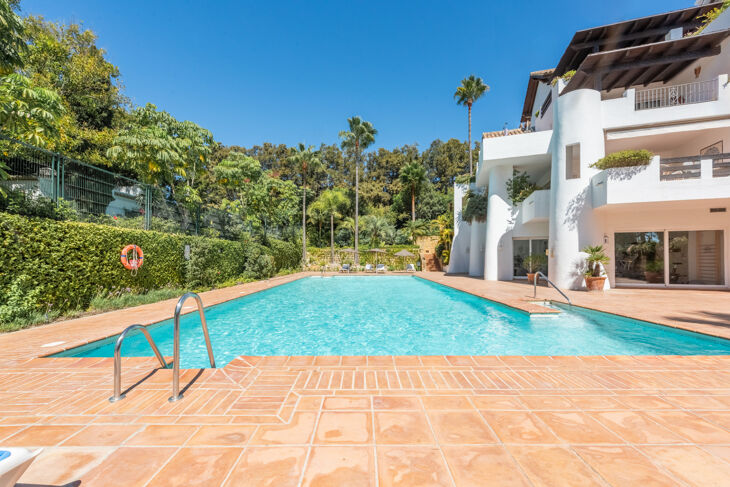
548,83 -> 606,289
469,220 -> 486,277
484,164 -> 513,281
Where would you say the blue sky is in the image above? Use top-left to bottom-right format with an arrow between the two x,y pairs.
23,0 -> 689,150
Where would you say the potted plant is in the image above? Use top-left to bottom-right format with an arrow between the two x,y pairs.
644,260 -> 664,283
583,245 -> 609,291
522,253 -> 547,284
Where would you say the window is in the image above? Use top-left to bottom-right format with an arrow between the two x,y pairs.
614,232 -> 664,285
513,238 -> 548,277
566,143 -> 580,179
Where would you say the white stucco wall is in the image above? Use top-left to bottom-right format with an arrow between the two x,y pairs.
448,183 -> 471,274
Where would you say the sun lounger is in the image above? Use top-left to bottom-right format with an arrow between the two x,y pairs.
340,264 -> 350,273
376,264 -> 386,273
0,448 -> 43,487
364,264 -> 374,272
406,263 -> 416,272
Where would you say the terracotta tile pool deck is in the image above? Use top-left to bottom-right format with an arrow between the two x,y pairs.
1,271 -> 729,486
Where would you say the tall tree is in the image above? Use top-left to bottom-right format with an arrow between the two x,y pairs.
0,0 -> 26,75
454,75 -> 489,175
339,116 -> 377,265
310,189 -> 350,263
0,73 -> 64,146
399,161 -> 428,221
288,143 -> 321,268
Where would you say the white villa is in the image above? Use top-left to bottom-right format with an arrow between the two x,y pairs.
449,1 -> 730,290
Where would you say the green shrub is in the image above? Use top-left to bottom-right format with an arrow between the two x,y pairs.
506,170 -> 537,205
461,190 -> 488,222
0,213 -> 270,324
590,150 -> 653,170
268,238 -> 301,271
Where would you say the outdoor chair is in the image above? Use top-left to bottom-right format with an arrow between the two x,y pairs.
406,263 -> 416,272
340,264 -> 351,273
364,264 -> 374,272
376,264 -> 386,273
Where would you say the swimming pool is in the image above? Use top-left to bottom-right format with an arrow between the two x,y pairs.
55,276 -> 730,367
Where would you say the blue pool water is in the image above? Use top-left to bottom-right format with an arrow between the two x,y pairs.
55,276 -> 730,367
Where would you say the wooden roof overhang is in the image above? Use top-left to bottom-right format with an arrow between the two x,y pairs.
521,69 -> 555,122
562,29 -> 730,95
554,2 -> 723,76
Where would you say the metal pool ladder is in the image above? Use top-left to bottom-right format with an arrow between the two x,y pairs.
532,271 -> 572,306
108,292 -> 216,403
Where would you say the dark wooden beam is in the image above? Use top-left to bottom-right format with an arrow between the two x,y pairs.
586,46 -> 721,75
629,64 -> 668,88
569,22 -> 701,50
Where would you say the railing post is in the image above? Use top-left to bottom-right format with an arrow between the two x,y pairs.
144,186 -> 151,230
50,154 -> 57,203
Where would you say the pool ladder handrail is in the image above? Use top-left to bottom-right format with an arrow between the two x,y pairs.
533,271 -> 572,306
109,324 -> 169,403
169,292 -> 216,402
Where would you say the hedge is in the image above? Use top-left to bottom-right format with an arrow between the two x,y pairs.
0,213 -> 277,320
306,245 -> 420,268
590,150 -> 653,170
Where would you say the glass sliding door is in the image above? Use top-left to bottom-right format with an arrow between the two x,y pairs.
513,238 -> 548,277
615,230 -> 725,286
669,231 -> 724,285
614,232 -> 665,285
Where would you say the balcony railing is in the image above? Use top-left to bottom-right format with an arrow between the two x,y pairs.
635,78 -> 718,111
660,153 -> 730,181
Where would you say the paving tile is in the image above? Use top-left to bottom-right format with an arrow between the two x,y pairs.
422,395 -> 474,410
251,412 -> 317,445
591,411 -> 684,444
61,424 -> 142,446
223,446 -> 307,487
373,396 -> 422,410
480,411 -> 558,444
3,425 -> 83,446
18,447 -> 112,485
302,446 -> 375,486
377,446 -> 452,487
520,395 -> 574,410
534,411 -> 622,444
640,445 -> 730,487
323,396 -> 371,410
574,445 -> 680,486
442,445 -> 530,487
125,424 -> 198,446
428,411 -> 496,444
147,446 -> 241,487
374,411 -> 435,445
314,412 -> 373,444
508,445 -> 606,487
187,424 -> 256,446
81,446 -> 177,487
646,410 -> 730,444
471,395 -> 525,410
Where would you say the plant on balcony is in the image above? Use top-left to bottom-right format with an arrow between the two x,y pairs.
582,244 -> 609,291
506,170 -> 538,205
590,150 -> 653,170
522,253 -> 547,283
460,189 -> 488,223
688,0 -> 730,36
550,70 -> 576,86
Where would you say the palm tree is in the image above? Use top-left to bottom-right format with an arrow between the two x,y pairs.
454,75 -> 489,175
338,217 -> 356,244
288,143 -> 321,269
404,219 -> 432,244
339,116 -> 377,265
361,214 -> 393,247
313,189 -> 350,263
399,161 -> 427,221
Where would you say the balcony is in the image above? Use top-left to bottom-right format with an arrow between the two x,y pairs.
476,130 -> 552,186
634,79 -> 719,111
602,75 -> 730,132
520,189 -> 550,224
591,154 -> 730,208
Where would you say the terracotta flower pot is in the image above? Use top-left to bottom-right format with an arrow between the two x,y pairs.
527,273 -> 536,284
585,276 -> 606,291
